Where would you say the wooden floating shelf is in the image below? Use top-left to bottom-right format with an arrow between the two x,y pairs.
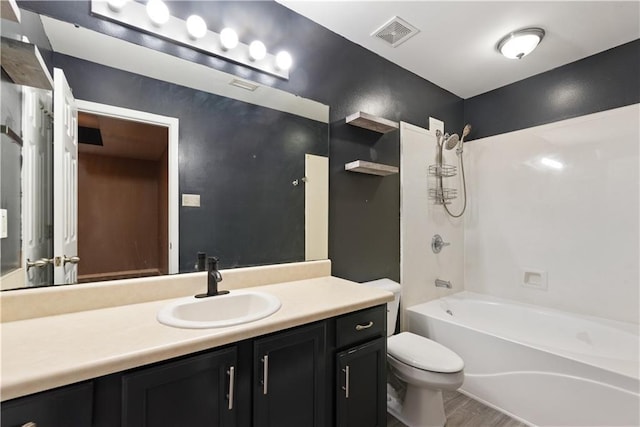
345,160 -> 399,176
1,37 -> 53,90
0,0 -> 21,23
346,112 -> 399,134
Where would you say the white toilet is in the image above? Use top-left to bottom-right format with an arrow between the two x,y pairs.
363,279 -> 464,427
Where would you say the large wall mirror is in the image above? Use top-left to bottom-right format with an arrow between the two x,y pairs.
0,10 -> 329,290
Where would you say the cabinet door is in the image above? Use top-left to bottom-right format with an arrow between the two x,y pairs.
253,322 -> 326,427
336,337 -> 386,427
122,347 -> 237,427
1,381 -> 93,427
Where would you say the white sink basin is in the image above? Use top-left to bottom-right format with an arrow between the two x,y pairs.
157,290 -> 281,329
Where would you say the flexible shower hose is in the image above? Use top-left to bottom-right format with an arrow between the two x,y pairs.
438,143 -> 467,218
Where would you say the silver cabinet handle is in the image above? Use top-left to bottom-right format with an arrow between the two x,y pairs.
227,366 -> 235,410
262,355 -> 269,395
342,365 -> 350,398
22,423 -> 37,427
355,321 -> 374,331
63,255 -> 80,265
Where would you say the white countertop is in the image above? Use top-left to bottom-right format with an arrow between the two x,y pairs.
1,276 -> 392,401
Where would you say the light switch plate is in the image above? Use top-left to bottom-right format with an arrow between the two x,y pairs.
182,194 -> 200,207
0,209 -> 7,239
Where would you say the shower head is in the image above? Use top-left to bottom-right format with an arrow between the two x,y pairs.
462,124 -> 472,140
435,129 -> 443,147
456,124 -> 472,155
444,133 -> 460,150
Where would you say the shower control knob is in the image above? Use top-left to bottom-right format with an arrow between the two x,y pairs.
431,234 -> 450,254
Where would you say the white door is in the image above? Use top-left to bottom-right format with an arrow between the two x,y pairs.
53,68 -> 79,284
22,87 -> 53,286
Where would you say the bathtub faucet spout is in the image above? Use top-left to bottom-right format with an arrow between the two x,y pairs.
435,279 -> 452,289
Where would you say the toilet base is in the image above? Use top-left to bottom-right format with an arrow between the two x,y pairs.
387,384 -> 446,427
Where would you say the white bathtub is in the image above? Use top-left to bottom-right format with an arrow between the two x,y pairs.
406,291 -> 640,426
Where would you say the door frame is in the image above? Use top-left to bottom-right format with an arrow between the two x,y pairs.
76,100 -> 179,274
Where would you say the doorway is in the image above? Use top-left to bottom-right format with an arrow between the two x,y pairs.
76,101 -> 179,282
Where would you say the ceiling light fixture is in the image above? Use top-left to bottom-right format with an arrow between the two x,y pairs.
186,15 -> 207,39
146,0 -> 169,26
497,27 -> 545,59
220,28 -> 239,50
249,40 -> 266,61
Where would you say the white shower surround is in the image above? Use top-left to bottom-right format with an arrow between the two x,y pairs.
464,104 -> 640,324
399,104 -> 640,425
407,292 -> 639,426
399,122 -> 465,327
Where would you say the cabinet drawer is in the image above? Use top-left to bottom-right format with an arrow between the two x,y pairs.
336,305 -> 386,349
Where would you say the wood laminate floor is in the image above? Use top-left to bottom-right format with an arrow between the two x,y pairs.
386,391 -> 528,427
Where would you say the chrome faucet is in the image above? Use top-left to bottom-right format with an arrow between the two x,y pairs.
196,256 -> 229,298
435,279 -> 452,289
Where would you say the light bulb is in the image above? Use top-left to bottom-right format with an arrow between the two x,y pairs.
249,40 -> 266,61
497,28 -> 545,60
107,0 -> 129,12
146,0 -> 169,26
220,28 -> 239,50
186,15 -> 207,39
275,51 -> 292,70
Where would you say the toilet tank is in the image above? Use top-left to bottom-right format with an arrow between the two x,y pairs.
360,278 -> 401,337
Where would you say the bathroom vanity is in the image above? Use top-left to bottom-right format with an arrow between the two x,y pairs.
0,261 -> 392,427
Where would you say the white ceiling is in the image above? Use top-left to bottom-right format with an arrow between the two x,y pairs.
276,1 -> 640,98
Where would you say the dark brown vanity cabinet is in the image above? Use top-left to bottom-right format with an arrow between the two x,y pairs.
0,381 -> 93,427
334,305 -> 387,427
253,322 -> 327,427
121,347 -> 238,427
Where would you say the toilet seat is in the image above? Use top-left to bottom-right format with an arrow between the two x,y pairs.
387,332 -> 464,373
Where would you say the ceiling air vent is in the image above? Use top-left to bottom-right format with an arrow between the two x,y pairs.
371,16 -> 419,48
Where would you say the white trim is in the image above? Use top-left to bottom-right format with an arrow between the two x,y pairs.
76,100 -> 179,274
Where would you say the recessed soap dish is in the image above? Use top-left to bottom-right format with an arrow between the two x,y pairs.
521,268 -> 548,290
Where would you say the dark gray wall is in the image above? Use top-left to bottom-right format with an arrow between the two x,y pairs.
21,1 -> 464,283
53,54 -> 328,271
464,39 -> 640,139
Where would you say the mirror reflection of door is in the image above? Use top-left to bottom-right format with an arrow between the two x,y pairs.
22,86 -> 53,287
53,68 -> 79,285
76,111 -> 169,283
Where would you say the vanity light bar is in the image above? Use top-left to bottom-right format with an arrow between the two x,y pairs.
91,0 -> 290,79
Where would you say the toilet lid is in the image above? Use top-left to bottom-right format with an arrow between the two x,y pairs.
387,332 -> 464,373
